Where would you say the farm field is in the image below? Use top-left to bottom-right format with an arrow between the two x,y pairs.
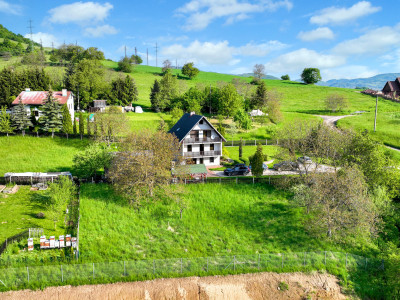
0,136 -> 90,176
0,186 -> 67,242
337,111 -> 400,149
79,183 -> 377,263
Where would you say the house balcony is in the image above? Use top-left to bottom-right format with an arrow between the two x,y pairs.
183,137 -> 222,144
184,150 -> 221,158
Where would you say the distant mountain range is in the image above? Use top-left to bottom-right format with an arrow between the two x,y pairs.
237,73 -> 280,80
317,73 -> 400,90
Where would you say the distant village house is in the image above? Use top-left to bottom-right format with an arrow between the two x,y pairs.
11,89 -> 74,120
382,77 -> 400,99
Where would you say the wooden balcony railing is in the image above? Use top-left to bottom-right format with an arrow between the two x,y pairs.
184,150 -> 221,158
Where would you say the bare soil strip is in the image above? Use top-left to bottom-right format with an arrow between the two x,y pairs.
0,271 -> 346,300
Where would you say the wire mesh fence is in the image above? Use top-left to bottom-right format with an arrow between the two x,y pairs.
0,251 -> 383,291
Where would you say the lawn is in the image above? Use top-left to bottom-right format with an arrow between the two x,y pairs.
0,136 -> 90,176
224,145 -> 280,163
337,111 -> 400,148
79,183 -> 376,263
126,111 -> 172,132
0,186 -> 68,242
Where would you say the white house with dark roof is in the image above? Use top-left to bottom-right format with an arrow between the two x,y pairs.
11,89 -> 74,121
168,112 -> 226,166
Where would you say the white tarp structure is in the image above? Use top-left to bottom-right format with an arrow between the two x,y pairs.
135,106 -> 143,113
250,109 -> 265,117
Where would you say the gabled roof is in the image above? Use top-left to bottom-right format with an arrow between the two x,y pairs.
168,113 -> 226,142
11,91 -> 72,106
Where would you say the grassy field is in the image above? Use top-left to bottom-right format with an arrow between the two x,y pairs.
0,136 -> 90,176
0,186 -> 68,242
337,111 -> 400,148
79,183 -> 376,263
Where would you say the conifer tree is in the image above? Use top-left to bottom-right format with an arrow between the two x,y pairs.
249,144 -> 264,177
39,90 -> 63,138
73,117 -> 77,134
150,79 -> 161,112
12,97 -> 32,136
61,104 -> 73,138
87,115 -> 91,135
0,106 -> 13,137
79,112 -> 84,140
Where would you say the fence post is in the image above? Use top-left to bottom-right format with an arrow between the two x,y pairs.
254,140 -> 256,146
27,266 -> 29,284
324,251 -> 327,265
61,265 -> 63,282
232,140 -> 233,146
233,255 -> 236,271
93,263 -> 95,279
124,261 -> 126,276
266,139 -> 267,145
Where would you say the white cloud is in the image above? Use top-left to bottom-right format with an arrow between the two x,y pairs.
48,2 -> 113,24
310,1 -> 380,26
333,25 -> 400,56
24,32 -> 60,47
265,48 -> 346,73
0,0 -> 21,15
297,27 -> 335,42
176,0 -> 293,31
236,41 -> 289,56
162,40 -> 236,65
84,24 -> 117,37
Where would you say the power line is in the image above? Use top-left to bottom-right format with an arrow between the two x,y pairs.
27,19 -> 34,52
155,42 -> 158,67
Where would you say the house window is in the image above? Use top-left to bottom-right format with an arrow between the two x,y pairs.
199,119 -> 204,124
210,144 -> 214,151
187,145 -> 192,152
210,157 -> 214,163
200,158 -> 204,164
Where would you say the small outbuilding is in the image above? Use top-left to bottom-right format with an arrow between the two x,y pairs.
249,109 -> 265,117
135,106 -> 143,113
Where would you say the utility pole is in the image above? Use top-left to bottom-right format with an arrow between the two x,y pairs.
374,95 -> 378,132
176,59 -> 178,69
124,45 -> 127,58
146,48 -> 148,65
155,42 -> 158,67
27,19 -> 34,52
135,47 -> 137,57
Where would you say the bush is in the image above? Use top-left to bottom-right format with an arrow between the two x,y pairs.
36,212 -> 45,219
278,281 -> 289,291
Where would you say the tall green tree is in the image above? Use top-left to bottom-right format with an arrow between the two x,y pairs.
158,70 -> 178,112
150,79 -> 161,112
181,62 -> 199,79
109,75 -> 138,106
301,68 -> 322,84
73,117 -> 77,134
87,115 -> 91,135
79,112 -> 85,140
219,83 -> 243,117
118,57 -> 132,73
0,106 -> 13,136
73,143 -> 112,178
61,104 -> 73,138
12,97 -> 32,136
250,81 -> 268,109
234,108 -> 252,130
249,144 -> 264,177
39,90 -> 63,138
181,87 -> 204,113
64,59 -> 105,108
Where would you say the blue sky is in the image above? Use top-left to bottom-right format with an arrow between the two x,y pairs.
1,0 -> 399,80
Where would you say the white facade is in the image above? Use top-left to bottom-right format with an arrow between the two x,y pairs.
181,119 -> 223,166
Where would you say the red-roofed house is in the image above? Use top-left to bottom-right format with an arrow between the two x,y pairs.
11,89 -> 74,120
382,77 -> 400,98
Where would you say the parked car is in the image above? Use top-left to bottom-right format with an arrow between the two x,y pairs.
297,156 -> 312,164
224,164 -> 250,176
273,161 -> 299,171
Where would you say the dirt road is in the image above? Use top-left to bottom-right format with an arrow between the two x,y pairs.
0,272 -> 346,300
315,115 -> 354,128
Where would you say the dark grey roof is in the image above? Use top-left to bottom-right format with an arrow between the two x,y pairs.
168,113 -> 203,142
168,113 -> 226,142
